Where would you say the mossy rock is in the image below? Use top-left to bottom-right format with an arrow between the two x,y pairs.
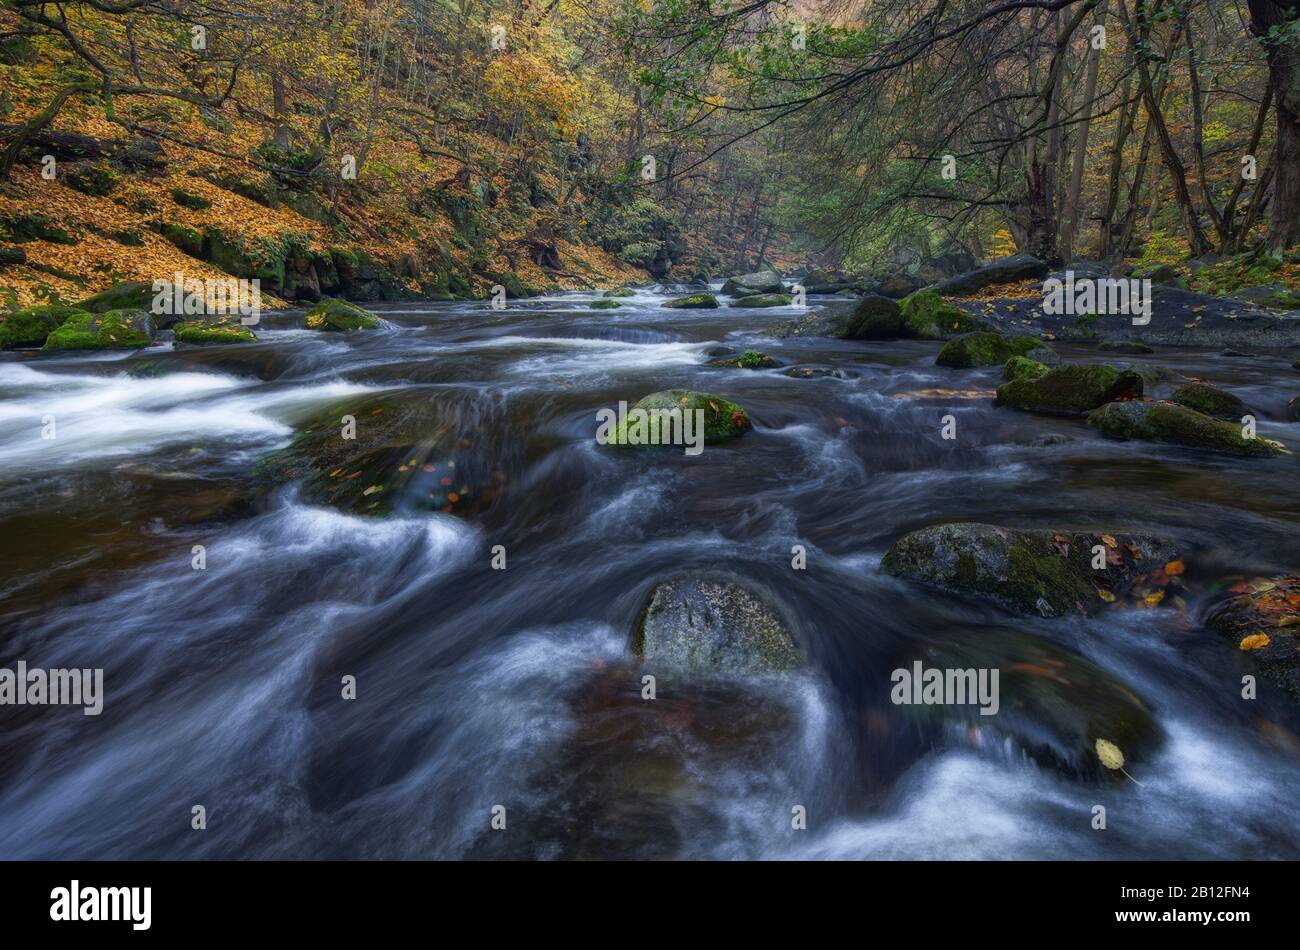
1260,290 -> 1300,310
65,162 -> 120,197
882,522 -> 1180,618
936,332 -> 1042,368
1,214 -> 78,245
589,298 -> 621,309
996,364 -> 1143,415
729,293 -> 792,308
161,222 -> 203,256
632,574 -> 800,676
720,269 -> 784,296
1169,382 -> 1246,420
1205,576 -> 1300,703
43,308 -> 154,350
304,297 -> 380,331
173,318 -> 256,345
1088,401 -> 1288,457
899,290 -> 991,339
1003,355 -> 1049,381
170,187 -> 211,211
0,303 -> 86,348
603,287 -> 635,297
662,293 -> 719,309
607,389 -> 751,446
707,350 -> 778,369
843,293 -> 905,339
74,280 -> 155,313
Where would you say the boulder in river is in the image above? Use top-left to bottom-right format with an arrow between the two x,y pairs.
995,363 -> 1143,415
899,290 -> 993,339
606,389 -> 751,446
729,293 -> 792,308
1289,395 -> 1300,422
881,522 -> 1182,617
925,254 -> 1049,297
720,268 -> 784,296
73,280 -> 154,313
1088,400 -> 1288,457
1169,381 -> 1247,420
935,332 -> 1044,368
707,350 -> 779,369
304,297 -> 380,331
589,298 -> 621,309
0,303 -> 85,348
633,574 -> 800,676
846,294 -> 905,339
43,308 -> 154,350
1205,576 -> 1300,703
173,318 -> 257,345
1003,355 -> 1049,381
662,293 -> 719,309
603,287 -> 635,298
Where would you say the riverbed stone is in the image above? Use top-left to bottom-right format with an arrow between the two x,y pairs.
995,364 -> 1143,415
899,290 -> 992,339
1088,400 -> 1289,457
881,522 -> 1181,617
173,318 -> 257,345
606,389 -> 751,446
662,292 -> 719,309
633,574 -> 800,676
1003,355 -> 1049,381
1205,576 -> 1300,703
0,303 -> 85,348
43,308 -> 154,350
729,293 -> 792,308
304,297 -> 380,331
720,269 -> 784,296
936,332 -> 1043,368
1169,381 -> 1247,420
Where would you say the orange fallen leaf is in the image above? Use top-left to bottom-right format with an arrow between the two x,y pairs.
1240,633 -> 1270,651
1165,560 -> 1184,575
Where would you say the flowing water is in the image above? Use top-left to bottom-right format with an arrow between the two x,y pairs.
2,287 -> 1299,859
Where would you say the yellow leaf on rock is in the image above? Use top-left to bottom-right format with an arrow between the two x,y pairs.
1240,633 -> 1270,650
1096,738 -> 1124,770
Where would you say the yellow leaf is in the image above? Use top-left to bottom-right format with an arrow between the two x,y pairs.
1164,559 -> 1185,575
1144,591 -> 1165,606
1240,633 -> 1270,651
1096,738 -> 1124,770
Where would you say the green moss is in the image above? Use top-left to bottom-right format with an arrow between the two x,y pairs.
729,293 -> 793,308
0,303 -> 84,348
44,308 -> 153,350
1170,382 -> 1245,420
65,163 -> 119,197
174,319 -> 257,344
1006,542 -> 1081,616
590,298 -> 621,309
899,290 -> 991,339
304,297 -> 380,331
171,187 -> 212,211
996,364 -> 1143,415
1089,400 -> 1288,457
1004,355 -> 1049,381
936,332 -> 1039,368
662,293 -> 719,309
74,281 -> 154,313
161,223 -> 203,256
608,389 -> 751,446
1,214 -> 78,245
603,287 -> 635,297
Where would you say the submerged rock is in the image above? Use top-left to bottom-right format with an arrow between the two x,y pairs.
706,350 -> 779,369
603,287 -> 635,297
662,292 -> 719,309
1169,381 -> 1247,420
881,522 -> 1181,617
896,629 -> 1161,781
1088,400 -> 1288,457
936,332 -> 1043,368
606,389 -> 751,446
43,308 -> 154,350
1205,576 -> 1300,703
996,364 -> 1143,415
304,297 -> 380,331
589,298 -> 621,309
633,574 -> 800,676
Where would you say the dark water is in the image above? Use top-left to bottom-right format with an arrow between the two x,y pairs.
2,287 -> 1299,859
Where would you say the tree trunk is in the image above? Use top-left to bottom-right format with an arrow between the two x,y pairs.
1248,0 -> 1300,252
1060,0 -> 1108,261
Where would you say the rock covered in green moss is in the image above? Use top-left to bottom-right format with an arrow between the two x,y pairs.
74,281 -> 155,313
707,350 -> 778,369
881,522 -> 1180,617
1169,381 -> 1246,420
1003,355 -> 1049,381
846,293 -> 906,339
633,574 -> 800,676
1088,400 -> 1288,457
1205,576 -> 1300,703
43,309 -> 154,350
173,318 -> 257,345
606,389 -> 751,446
0,303 -> 86,348
662,293 -> 719,309
304,297 -> 380,331
996,364 -> 1143,415
899,290 -> 992,339
936,332 -> 1043,368
603,287 -> 635,297
720,269 -> 784,296
589,298 -> 621,309
730,293 -> 793,308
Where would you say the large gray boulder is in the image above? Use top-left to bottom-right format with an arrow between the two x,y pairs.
927,254 -> 1049,296
721,268 -> 785,296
